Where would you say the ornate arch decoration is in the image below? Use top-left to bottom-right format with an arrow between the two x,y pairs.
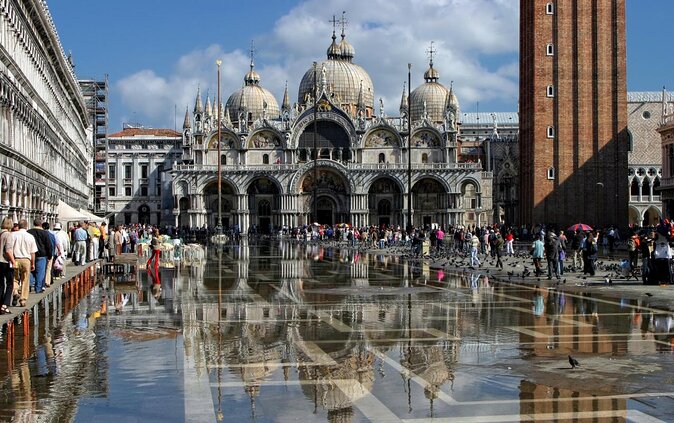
290,159 -> 354,194
199,177 -> 241,196
290,97 -> 357,150
244,174 -> 283,195
365,175 -> 405,193
206,129 -> 240,150
246,128 -> 284,150
411,174 -> 452,193
411,126 -> 443,149
9,177 -> 15,193
1,176 -> 8,193
362,125 -> 402,149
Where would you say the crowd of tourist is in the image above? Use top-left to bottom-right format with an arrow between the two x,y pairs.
0,219 -> 164,313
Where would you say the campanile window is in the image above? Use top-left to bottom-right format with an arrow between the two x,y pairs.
546,2 -> 554,15
546,85 -> 555,97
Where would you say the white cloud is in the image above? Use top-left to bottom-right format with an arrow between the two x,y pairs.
116,0 -> 519,128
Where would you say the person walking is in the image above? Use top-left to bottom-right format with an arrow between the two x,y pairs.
28,219 -> 53,293
41,222 -> 57,288
558,231 -> 568,276
52,223 -> 69,278
494,230 -> 504,270
0,217 -> 16,314
470,233 -> 481,268
12,220 -> 37,307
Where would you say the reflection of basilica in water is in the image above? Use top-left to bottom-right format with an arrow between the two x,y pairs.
172,20 -> 492,233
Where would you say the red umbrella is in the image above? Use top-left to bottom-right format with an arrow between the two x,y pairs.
568,223 -> 593,232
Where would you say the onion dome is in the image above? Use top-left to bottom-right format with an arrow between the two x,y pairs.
225,57 -> 279,124
298,30 -> 373,115
410,60 -> 452,123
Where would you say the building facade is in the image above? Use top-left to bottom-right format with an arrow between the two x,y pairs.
0,0 -> 91,222
106,126 -> 182,226
170,31 -> 493,234
519,0 -> 629,228
627,91 -> 673,226
658,95 -> 674,219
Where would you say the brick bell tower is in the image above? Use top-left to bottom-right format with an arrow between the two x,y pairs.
519,0 -> 629,229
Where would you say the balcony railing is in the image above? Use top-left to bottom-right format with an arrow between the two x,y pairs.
630,195 -> 661,203
175,161 -> 484,173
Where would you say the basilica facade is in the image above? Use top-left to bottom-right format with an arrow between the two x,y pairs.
171,31 -> 493,233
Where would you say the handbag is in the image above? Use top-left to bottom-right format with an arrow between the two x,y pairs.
559,250 -> 566,261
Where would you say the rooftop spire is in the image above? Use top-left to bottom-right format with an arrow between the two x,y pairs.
340,11 -> 348,40
426,41 -> 436,67
183,106 -> 190,129
327,14 -> 340,59
205,92 -> 212,117
399,81 -> 408,115
193,85 -> 203,114
282,81 -> 290,112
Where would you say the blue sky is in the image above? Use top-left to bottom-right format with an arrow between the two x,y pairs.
49,0 -> 674,131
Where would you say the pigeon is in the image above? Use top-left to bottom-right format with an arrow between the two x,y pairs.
568,355 -> 580,369
645,292 -> 653,297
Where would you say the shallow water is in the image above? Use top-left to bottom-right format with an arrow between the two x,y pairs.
1,240 -> 673,422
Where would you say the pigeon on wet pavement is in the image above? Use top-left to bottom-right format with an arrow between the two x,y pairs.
568,355 -> 580,369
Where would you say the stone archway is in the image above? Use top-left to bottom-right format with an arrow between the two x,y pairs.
299,167 -> 350,225
204,180 -> 238,229
247,177 -> 281,234
368,177 -> 402,227
412,177 -> 448,228
643,206 -> 662,227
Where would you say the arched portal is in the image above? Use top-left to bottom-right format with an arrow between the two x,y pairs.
247,177 -> 280,233
138,204 -> 151,224
204,180 -> 237,229
643,206 -> 662,227
368,177 -> 402,227
299,167 -> 350,225
628,206 -> 641,226
298,121 -> 351,162
412,178 -> 448,228
178,197 -> 190,227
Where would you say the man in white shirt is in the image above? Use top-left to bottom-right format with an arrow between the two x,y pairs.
12,219 -> 37,307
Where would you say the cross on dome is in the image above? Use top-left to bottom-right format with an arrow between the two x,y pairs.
426,41 -> 437,67
339,11 -> 348,38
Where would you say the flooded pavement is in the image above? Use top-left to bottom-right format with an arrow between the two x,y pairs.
1,240 -> 673,422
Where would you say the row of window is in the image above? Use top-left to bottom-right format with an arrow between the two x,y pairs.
108,184 -> 161,198
108,164 -> 163,179
545,2 -> 556,151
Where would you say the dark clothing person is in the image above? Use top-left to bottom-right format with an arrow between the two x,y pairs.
583,238 -> 597,276
545,234 -> 560,279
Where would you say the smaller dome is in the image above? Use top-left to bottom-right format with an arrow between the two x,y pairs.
244,69 -> 260,85
327,34 -> 341,59
339,37 -> 355,61
424,66 -> 439,82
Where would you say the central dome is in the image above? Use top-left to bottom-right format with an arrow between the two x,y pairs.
298,32 -> 374,116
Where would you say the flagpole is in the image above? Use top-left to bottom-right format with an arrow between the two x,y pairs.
216,59 -> 222,234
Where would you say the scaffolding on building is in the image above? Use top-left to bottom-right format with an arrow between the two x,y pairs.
79,75 -> 109,216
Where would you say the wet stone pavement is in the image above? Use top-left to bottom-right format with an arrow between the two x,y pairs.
1,240 -> 673,422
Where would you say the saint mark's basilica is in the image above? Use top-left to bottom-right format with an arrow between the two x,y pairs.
170,25 -> 493,234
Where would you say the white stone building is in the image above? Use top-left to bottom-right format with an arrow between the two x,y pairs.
106,126 -> 182,225
0,0 -> 92,222
170,32 -> 494,234
627,91 -> 673,226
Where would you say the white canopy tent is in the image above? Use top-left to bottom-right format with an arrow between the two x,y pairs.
79,208 -> 106,223
56,201 -> 89,222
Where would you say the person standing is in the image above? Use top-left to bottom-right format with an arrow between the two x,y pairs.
583,232 -> 597,276
87,222 -> 101,262
494,230 -> 504,270
558,231 -> 568,276
28,219 -> 53,293
72,222 -> 88,266
0,217 -> 16,314
505,231 -> 514,256
545,231 -> 560,280
12,220 -> 37,307
41,222 -> 57,288
114,225 -> 124,256
531,235 -> 545,277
